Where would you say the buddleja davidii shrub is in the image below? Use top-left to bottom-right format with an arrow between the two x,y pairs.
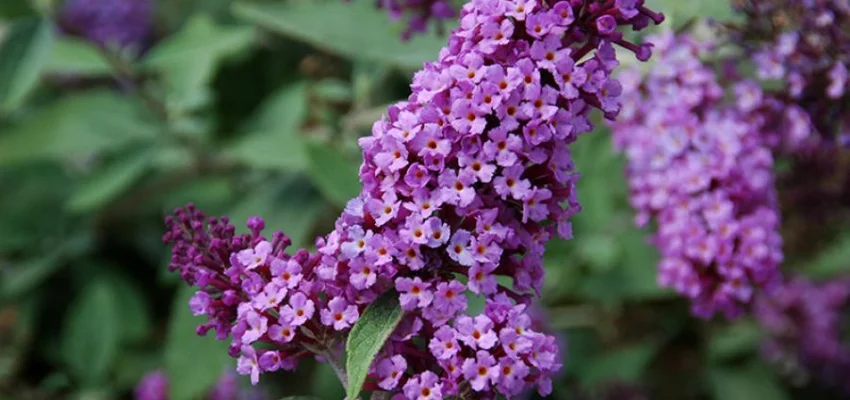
163,0 -> 663,398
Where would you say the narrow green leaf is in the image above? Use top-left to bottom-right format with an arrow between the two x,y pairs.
67,152 -> 151,213
311,363 -> 346,400
578,343 -> 659,388
225,82 -> 309,171
165,285 -> 230,400
45,37 -> 111,76
0,90 -> 159,166
143,16 -> 254,103
61,277 -> 121,385
232,1 -> 447,70
802,233 -> 850,278
644,0 -> 740,27
345,290 -> 404,400
0,253 -> 63,300
0,234 -> 92,300
709,365 -> 790,400
305,141 -> 361,208
708,320 -> 762,361
106,272 -> 153,343
0,18 -> 53,111
0,0 -> 36,19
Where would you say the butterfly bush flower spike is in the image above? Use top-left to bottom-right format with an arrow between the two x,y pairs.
755,276 -> 850,395
164,0 -> 663,397
612,32 -> 787,319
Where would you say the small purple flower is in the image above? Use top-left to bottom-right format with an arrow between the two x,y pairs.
236,241 -> 273,271
279,292 -> 315,326
493,165 -> 531,200
446,230 -> 474,267
369,192 -> 401,227
468,263 -> 498,295
320,297 -> 360,330
403,371 -> 443,400
241,310 -> 268,344
499,328 -> 533,358
189,291 -> 212,316
423,217 -> 450,248
428,326 -> 460,360
237,346 -> 261,385
251,282 -> 288,312
259,350 -> 283,372
596,15 -> 618,35
397,277 -> 435,310
340,227 -> 373,259
828,62 -> 848,99
461,350 -> 498,392
271,258 -> 302,289
268,320 -> 296,344
495,357 -> 530,395
349,258 -> 378,289
376,355 -> 408,390
456,315 -> 498,350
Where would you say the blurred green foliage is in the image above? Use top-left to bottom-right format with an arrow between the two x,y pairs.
0,0 -> 849,399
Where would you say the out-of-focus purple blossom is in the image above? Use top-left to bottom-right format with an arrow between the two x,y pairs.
135,370 -> 168,400
372,0 -> 457,40
755,275 -> 850,395
59,0 -> 153,49
612,32 -> 788,319
733,0 -> 850,146
135,368 -> 246,400
164,0 -> 663,397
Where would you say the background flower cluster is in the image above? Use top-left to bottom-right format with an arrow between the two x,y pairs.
1,0 -> 849,399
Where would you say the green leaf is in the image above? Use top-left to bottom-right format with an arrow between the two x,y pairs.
802,233 -> 850,278
644,0 -> 740,27
578,343 -> 659,388
165,285 -> 230,400
0,0 -> 36,19
709,365 -> 790,400
576,234 -> 620,271
225,82 -> 309,171
345,290 -> 404,400
0,18 -> 53,112
0,165 -> 82,252
143,15 -> 255,104
232,1 -> 447,70
106,272 -> 153,343
305,141 -> 361,208
314,78 -> 353,103
311,363 -> 346,400
66,152 -> 151,213
0,234 -> 92,300
0,253 -> 63,300
45,37 -> 111,76
61,276 -> 122,385
0,90 -> 159,166
228,176 -> 327,249
708,320 -> 762,361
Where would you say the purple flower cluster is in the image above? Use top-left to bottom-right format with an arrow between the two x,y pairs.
755,275 -> 850,394
135,369 -> 257,400
612,32 -> 785,319
164,0 -> 662,397
373,0 -> 456,40
734,0 -> 850,145
60,0 -> 152,49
